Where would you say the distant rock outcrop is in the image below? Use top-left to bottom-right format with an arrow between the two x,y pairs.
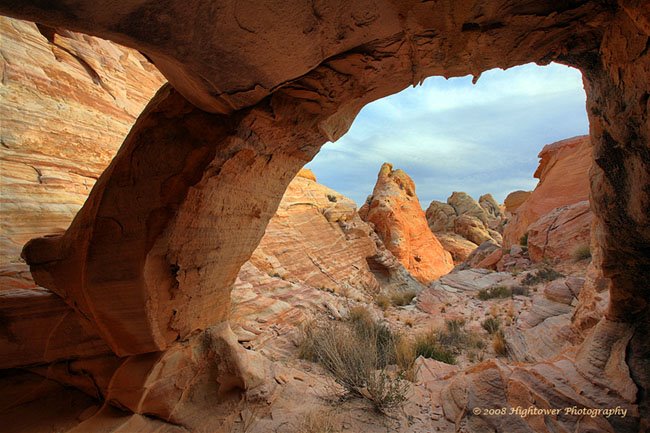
425,192 -> 503,263
360,163 -> 453,283
503,135 -> 592,249
248,170 -> 422,297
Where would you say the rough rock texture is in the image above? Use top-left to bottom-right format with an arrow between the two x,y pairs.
527,200 -> 593,263
360,163 -> 453,283
2,0 -> 650,431
503,135 -> 592,247
425,192 -> 503,263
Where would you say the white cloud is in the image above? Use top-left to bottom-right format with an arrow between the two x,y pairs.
307,62 -> 588,207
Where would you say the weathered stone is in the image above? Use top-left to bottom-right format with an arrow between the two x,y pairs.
503,136 -> 592,247
527,201 -> 592,263
425,200 -> 456,233
361,163 -> 453,283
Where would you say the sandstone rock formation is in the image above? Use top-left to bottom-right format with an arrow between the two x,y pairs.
426,192 -> 503,263
503,135 -> 592,247
248,168 -> 421,297
527,200 -> 593,262
503,190 -> 532,214
1,0 -> 649,431
360,163 -> 453,283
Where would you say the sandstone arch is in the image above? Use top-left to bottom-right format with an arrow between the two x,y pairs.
1,1 -> 648,431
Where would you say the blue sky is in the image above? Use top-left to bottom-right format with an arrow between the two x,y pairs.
306,62 -> 589,207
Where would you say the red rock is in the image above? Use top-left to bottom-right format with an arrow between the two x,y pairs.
527,201 -> 592,263
503,136 -> 592,247
504,190 -> 532,214
475,248 -> 503,270
361,163 -> 453,283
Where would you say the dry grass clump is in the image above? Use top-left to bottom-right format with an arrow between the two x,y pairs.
390,289 -> 417,306
297,409 -> 338,433
299,308 -> 410,413
412,329 -> 456,365
492,330 -> 508,356
375,289 -> 417,309
481,317 -> 501,334
573,244 -> 592,261
521,267 -> 564,286
408,319 -> 486,365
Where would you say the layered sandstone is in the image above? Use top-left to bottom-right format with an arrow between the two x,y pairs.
360,163 -> 453,283
503,135 -> 592,247
248,169 -> 421,297
0,17 -> 165,271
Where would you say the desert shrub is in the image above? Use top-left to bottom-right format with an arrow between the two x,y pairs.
519,232 -> 528,246
390,289 -> 417,306
481,317 -> 501,334
573,244 -> 592,261
492,330 -> 508,356
477,286 -> 512,300
522,267 -> 564,286
413,330 -> 456,365
327,194 -> 338,203
511,285 -> 530,296
299,309 -> 409,412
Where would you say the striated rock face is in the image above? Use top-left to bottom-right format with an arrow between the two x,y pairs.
503,135 -> 592,247
527,200 -> 592,263
0,17 -> 165,272
425,192 -> 503,263
248,171 -> 420,297
360,163 -> 453,283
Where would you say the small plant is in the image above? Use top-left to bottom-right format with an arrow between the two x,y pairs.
492,330 -> 508,356
520,232 -> 529,246
299,309 -> 410,412
573,244 -> 592,261
413,330 -> 457,365
327,194 -> 338,203
375,294 -> 391,310
477,285 -> 512,300
511,285 -> 530,296
521,267 -> 564,286
481,317 -> 501,334
390,289 -> 416,306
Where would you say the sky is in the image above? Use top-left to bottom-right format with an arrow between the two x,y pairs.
305,62 -> 589,208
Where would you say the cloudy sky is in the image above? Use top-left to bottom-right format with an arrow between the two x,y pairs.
306,62 -> 589,208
